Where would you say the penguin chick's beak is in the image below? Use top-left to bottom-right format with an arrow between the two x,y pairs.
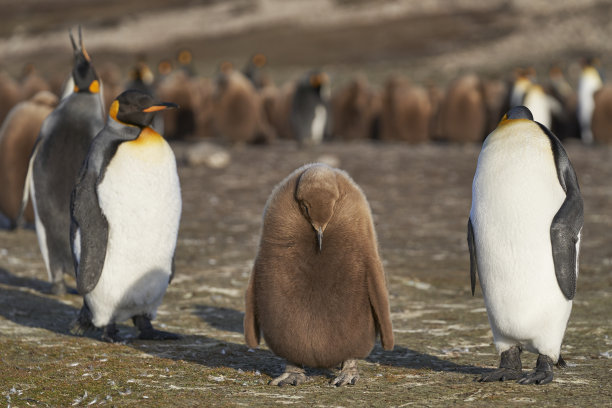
143,102 -> 179,113
317,227 -> 323,253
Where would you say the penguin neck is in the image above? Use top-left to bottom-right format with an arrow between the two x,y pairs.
129,126 -> 165,147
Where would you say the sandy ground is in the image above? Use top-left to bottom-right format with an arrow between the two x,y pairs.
1,140 -> 611,406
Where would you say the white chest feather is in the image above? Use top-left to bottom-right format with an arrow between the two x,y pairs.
311,104 -> 327,144
470,120 -> 571,357
86,135 -> 181,326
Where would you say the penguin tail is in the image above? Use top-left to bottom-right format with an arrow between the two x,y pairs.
16,141 -> 39,229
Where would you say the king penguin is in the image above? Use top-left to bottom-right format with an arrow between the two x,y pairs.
468,106 -> 583,385
24,27 -> 105,294
290,70 -> 330,147
70,90 -> 181,343
577,58 -> 603,145
244,163 -> 394,386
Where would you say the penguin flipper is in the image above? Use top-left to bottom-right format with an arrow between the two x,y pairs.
467,217 -> 478,296
366,255 -> 394,351
71,164 -> 109,295
243,271 -> 260,348
539,123 -> 584,300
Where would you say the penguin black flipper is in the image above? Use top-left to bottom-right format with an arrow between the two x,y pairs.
71,136 -> 121,295
467,217 -> 478,296
537,123 -> 584,300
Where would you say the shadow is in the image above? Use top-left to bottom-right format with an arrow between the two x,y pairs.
367,344 -> 494,377
193,304 -> 245,333
0,267 -> 77,295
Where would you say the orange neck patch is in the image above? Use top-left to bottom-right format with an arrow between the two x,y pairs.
128,126 -> 164,147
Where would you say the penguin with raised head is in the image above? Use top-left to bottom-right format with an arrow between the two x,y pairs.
290,70 -> 330,147
468,106 -> 583,385
242,53 -> 269,90
24,27 -> 105,295
245,163 -> 394,386
70,90 -> 181,343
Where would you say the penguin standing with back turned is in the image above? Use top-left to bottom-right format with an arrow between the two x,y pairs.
468,106 -> 583,385
22,27 -> 105,294
70,90 -> 181,342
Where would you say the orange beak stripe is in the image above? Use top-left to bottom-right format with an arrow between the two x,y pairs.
143,105 -> 170,113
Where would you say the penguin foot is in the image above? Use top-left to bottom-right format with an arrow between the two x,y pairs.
478,368 -> 523,382
70,305 -> 96,336
101,324 -> 123,343
556,354 -> 567,368
269,363 -> 308,386
517,354 -> 554,385
138,329 -> 181,341
479,346 -> 522,382
132,314 -> 181,341
330,359 -> 359,386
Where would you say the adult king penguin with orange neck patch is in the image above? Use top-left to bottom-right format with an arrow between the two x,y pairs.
70,90 -> 181,343
468,106 -> 583,385
23,27 -> 105,295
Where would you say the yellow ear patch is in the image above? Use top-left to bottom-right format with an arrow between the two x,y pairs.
109,100 -> 119,121
74,85 -> 79,93
89,80 -> 100,94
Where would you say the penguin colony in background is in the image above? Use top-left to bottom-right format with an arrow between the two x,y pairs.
0,25 -> 597,388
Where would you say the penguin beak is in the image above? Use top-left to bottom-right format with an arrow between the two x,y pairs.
143,102 -> 179,113
317,227 -> 323,253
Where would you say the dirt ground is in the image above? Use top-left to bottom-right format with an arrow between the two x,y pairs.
1,140 -> 611,407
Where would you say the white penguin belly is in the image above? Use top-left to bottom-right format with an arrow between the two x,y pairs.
30,180 -> 51,280
470,121 -> 571,359
311,104 -> 326,144
87,137 -> 181,327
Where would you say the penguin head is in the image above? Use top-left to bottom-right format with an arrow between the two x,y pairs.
499,106 -> 534,123
295,165 -> 340,252
308,70 -> 329,91
69,26 -> 100,94
251,53 -> 267,68
109,90 -> 178,128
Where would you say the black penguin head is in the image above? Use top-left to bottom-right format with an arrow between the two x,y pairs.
503,106 -> 534,121
109,90 -> 178,128
307,70 -> 329,91
69,26 -> 100,94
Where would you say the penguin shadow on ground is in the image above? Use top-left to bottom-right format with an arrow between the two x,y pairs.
193,304 -> 245,333
0,264 -> 77,295
367,344 -> 492,378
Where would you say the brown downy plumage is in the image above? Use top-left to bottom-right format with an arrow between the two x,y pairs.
379,75 -> 431,143
331,75 -> 380,141
437,74 -> 487,142
591,84 -> 612,143
245,163 -> 394,386
0,91 -> 58,227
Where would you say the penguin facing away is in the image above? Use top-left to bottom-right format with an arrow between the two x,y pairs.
468,106 -> 583,385
244,163 -> 394,386
24,27 -> 105,295
70,90 -> 181,343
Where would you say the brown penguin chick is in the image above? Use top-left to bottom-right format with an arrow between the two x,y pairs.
0,91 -> 58,227
156,70 -> 198,139
190,76 -> 216,139
244,163 -> 394,387
212,67 -> 260,144
0,71 -> 22,124
262,81 -> 296,140
331,75 -> 379,140
379,75 -> 431,143
437,74 -> 487,143
481,78 -> 509,135
591,85 -> 612,143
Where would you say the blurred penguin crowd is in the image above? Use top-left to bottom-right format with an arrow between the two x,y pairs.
0,46 -> 610,154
